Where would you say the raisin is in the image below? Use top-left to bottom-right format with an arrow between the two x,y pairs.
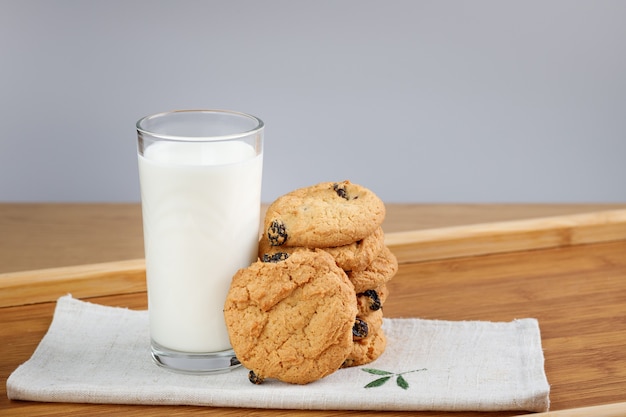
352,318 -> 369,339
341,358 -> 356,368
262,252 -> 290,263
358,289 -> 381,311
333,182 -> 349,200
267,219 -> 288,246
248,370 -> 264,385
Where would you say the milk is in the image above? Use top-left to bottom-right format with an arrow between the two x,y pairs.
138,140 -> 262,353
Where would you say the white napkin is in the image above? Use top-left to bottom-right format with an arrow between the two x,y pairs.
7,295 -> 549,412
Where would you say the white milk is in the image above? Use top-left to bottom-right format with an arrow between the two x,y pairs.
138,140 -> 262,353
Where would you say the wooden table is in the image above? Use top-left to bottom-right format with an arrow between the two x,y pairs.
2,203 -> 626,416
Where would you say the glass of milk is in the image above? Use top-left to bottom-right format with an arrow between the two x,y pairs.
136,109 -> 263,374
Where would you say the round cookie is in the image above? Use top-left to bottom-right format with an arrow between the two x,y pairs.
356,285 -> 389,316
224,249 -> 357,385
348,245 -> 398,293
263,181 -> 386,248
258,226 -> 385,272
342,329 -> 387,368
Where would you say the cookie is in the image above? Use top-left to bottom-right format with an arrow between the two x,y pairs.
343,329 -> 387,368
347,245 -> 398,293
263,181 -> 385,248
356,285 -> 389,316
224,249 -> 357,385
258,226 -> 385,272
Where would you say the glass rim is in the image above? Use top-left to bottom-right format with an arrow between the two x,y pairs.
136,109 -> 264,142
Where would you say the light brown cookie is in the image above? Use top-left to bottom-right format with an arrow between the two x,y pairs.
258,226 -> 385,272
224,249 -> 357,385
343,329 -> 387,368
347,245 -> 398,293
356,285 -> 389,316
263,180 -> 385,248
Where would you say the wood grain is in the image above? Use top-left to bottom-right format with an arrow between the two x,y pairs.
386,209 -> 626,263
2,203 -> 625,273
0,203 -> 145,274
2,209 -> 625,308
0,259 -> 146,308
523,402 -> 626,417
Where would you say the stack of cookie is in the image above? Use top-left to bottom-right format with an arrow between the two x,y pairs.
258,180 -> 397,369
224,180 -> 397,385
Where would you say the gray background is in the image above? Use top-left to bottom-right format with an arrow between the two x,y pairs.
1,0 -> 625,204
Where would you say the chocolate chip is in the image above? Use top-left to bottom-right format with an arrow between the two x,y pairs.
358,289 -> 382,311
248,370 -> 264,385
352,318 -> 369,339
262,252 -> 290,263
267,219 -> 288,246
333,182 -> 349,200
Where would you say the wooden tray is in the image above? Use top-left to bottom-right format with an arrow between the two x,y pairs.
2,209 -> 626,417
3,209 -> 626,309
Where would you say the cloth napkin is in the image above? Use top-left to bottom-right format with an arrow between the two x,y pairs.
7,295 -> 549,412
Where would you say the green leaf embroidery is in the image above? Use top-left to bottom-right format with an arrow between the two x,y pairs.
362,368 -> 426,390
396,375 -> 409,390
362,368 -> 393,376
364,376 -> 392,388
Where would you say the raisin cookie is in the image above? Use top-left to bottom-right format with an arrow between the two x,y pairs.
224,249 -> 357,385
263,181 -> 385,248
258,226 -> 385,272
347,245 -> 398,293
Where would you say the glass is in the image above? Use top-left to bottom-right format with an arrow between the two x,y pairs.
136,109 -> 263,373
